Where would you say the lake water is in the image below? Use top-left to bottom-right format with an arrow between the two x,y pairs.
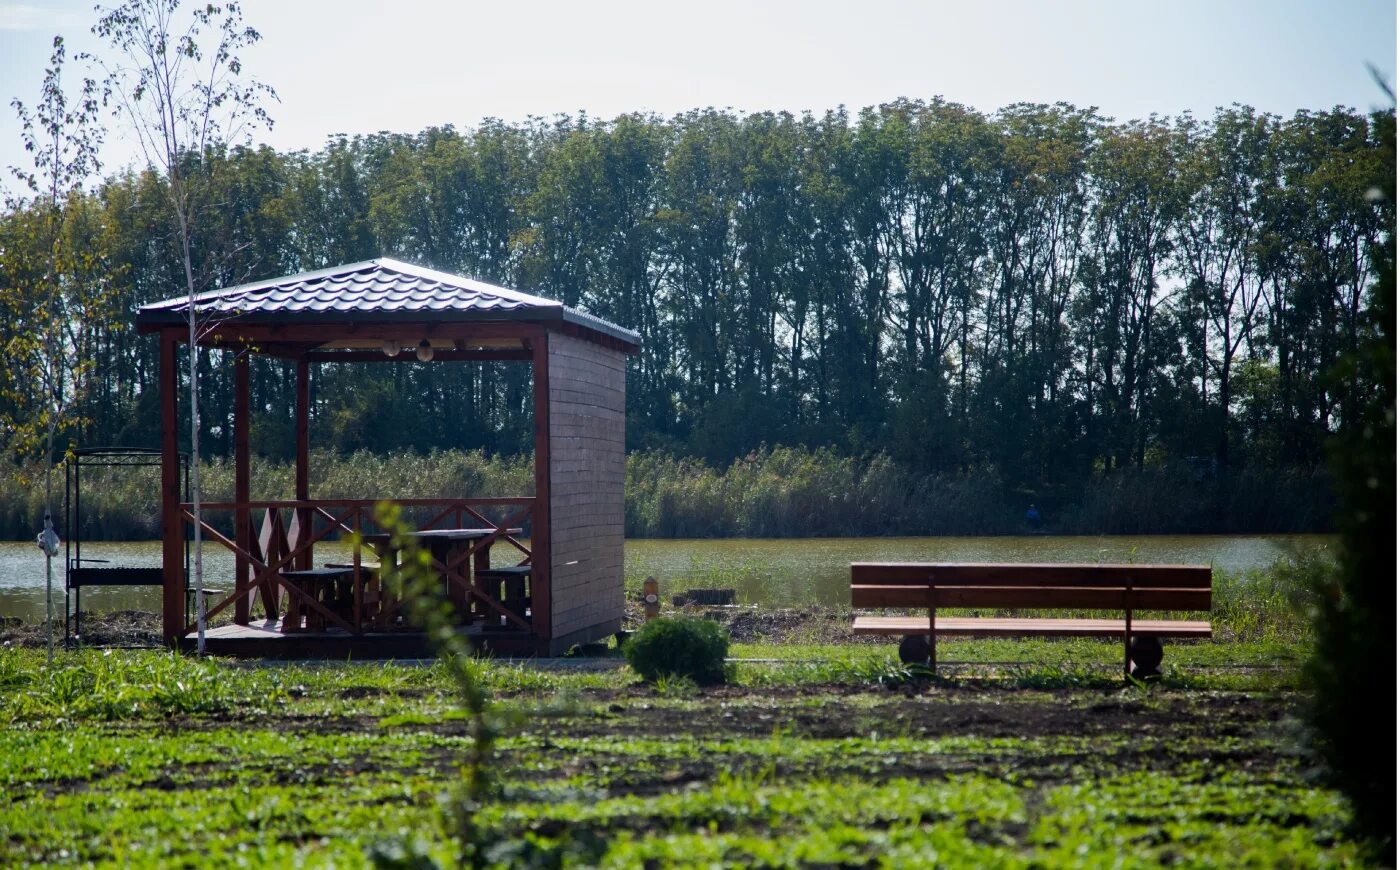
0,534 -> 1332,622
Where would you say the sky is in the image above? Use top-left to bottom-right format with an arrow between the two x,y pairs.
0,0 -> 1395,187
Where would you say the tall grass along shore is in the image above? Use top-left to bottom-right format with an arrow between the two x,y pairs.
1,446 -> 1332,541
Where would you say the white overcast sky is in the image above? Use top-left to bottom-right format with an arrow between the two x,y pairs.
1,0 -> 1395,187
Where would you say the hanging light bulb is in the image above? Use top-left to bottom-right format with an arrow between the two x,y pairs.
381,339 -> 399,357
416,339 -> 434,362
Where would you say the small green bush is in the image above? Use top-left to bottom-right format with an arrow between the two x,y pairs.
624,617 -> 729,685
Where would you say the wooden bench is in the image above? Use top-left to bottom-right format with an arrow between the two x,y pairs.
850,562 -> 1213,678
474,565 -> 532,629
280,567 -> 354,633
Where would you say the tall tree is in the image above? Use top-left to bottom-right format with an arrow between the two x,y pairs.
1306,104 -> 1395,863
91,0 -> 276,652
1258,110 -> 1383,464
3,35 -> 107,658
1076,118 -> 1184,470
1174,107 -> 1274,469
1,100 -> 1393,527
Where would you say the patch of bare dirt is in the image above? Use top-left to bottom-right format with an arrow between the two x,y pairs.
69,689 -> 1296,800
0,610 -> 163,648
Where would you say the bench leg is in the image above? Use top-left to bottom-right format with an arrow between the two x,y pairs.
282,584 -> 301,634
1129,636 -> 1164,680
898,635 -> 930,665
928,605 -> 937,674
1123,601 -> 1133,680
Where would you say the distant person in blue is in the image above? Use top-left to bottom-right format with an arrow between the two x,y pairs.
1025,504 -> 1042,530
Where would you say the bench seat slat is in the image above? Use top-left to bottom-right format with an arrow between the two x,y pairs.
851,585 -> 1211,611
851,562 -> 1211,589
851,615 -> 1212,639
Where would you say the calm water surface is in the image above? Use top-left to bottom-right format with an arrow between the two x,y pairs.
0,534 -> 1332,622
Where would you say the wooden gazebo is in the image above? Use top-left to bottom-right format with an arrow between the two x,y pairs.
136,258 -> 638,656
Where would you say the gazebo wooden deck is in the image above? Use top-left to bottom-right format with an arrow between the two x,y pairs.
136,258 -> 639,657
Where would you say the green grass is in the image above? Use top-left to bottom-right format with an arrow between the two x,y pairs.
0,636 -> 1309,726
728,638 -> 1307,665
0,640 -> 1364,867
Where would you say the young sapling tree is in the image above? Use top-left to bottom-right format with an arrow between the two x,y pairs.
88,0 -> 276,652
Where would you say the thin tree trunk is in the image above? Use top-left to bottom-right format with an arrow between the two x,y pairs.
43,419 -> 56,663
178,204 -> 205,656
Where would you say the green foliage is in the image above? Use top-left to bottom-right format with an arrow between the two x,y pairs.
0,444 -> 1339,541
1,102 -> 1392,505
1306,107 -> 1396,863
649,673 -> 699,699
0,649 -> 228,722
0,649 -> 1365,866
2,35 -> 110,523
624,616 -> 729,685
624,446 -> 1335,538
365,502 -> 500,869
0,448 -> 532,540
1210,552 -> 1329,642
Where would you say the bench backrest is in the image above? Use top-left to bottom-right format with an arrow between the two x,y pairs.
850,562 -> 1212,612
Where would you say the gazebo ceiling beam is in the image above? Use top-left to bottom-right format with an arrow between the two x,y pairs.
148,321 -> 550,343
188,342 -> 532,364
223,341 -> 313,359
304,349 -> 532,363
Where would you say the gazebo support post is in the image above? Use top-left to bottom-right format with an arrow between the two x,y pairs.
233,353 -> 251,625
530,335 -> 552,655
160,329 -> 184,646
294,358 -> 311,571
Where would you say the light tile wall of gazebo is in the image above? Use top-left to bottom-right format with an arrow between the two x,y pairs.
546,332 -> 628,654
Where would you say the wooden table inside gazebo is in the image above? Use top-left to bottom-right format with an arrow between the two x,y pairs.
359,527 -> 526,627
136,258 -> 638,657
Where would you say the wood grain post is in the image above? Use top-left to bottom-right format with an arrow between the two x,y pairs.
473,542 -> 492,621
233,352 -> 251,624
295,358 -> 311,571
160,329 -> 184,646
530,335 -> 552,655
643,577 -> 660,620
352,508 -> 362,633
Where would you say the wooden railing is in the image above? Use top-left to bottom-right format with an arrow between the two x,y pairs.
180,497 -> 534,636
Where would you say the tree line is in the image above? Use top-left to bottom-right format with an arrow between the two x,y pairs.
1,99 -> 1393,503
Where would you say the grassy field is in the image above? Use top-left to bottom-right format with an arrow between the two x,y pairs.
0,632 -> 1361,868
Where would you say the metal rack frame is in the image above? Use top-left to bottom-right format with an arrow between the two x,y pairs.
64,447 -> 189,644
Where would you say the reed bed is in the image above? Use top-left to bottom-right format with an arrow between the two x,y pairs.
1,446 -> 1333,540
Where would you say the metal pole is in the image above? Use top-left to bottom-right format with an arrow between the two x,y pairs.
45,552 -> 53,664
37,511 -> 61,664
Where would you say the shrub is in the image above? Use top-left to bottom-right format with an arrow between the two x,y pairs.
1306,129 -> 1395,863
624,617 -> 729,685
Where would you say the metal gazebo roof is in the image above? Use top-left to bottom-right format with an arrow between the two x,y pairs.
134,257 -> 639,349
